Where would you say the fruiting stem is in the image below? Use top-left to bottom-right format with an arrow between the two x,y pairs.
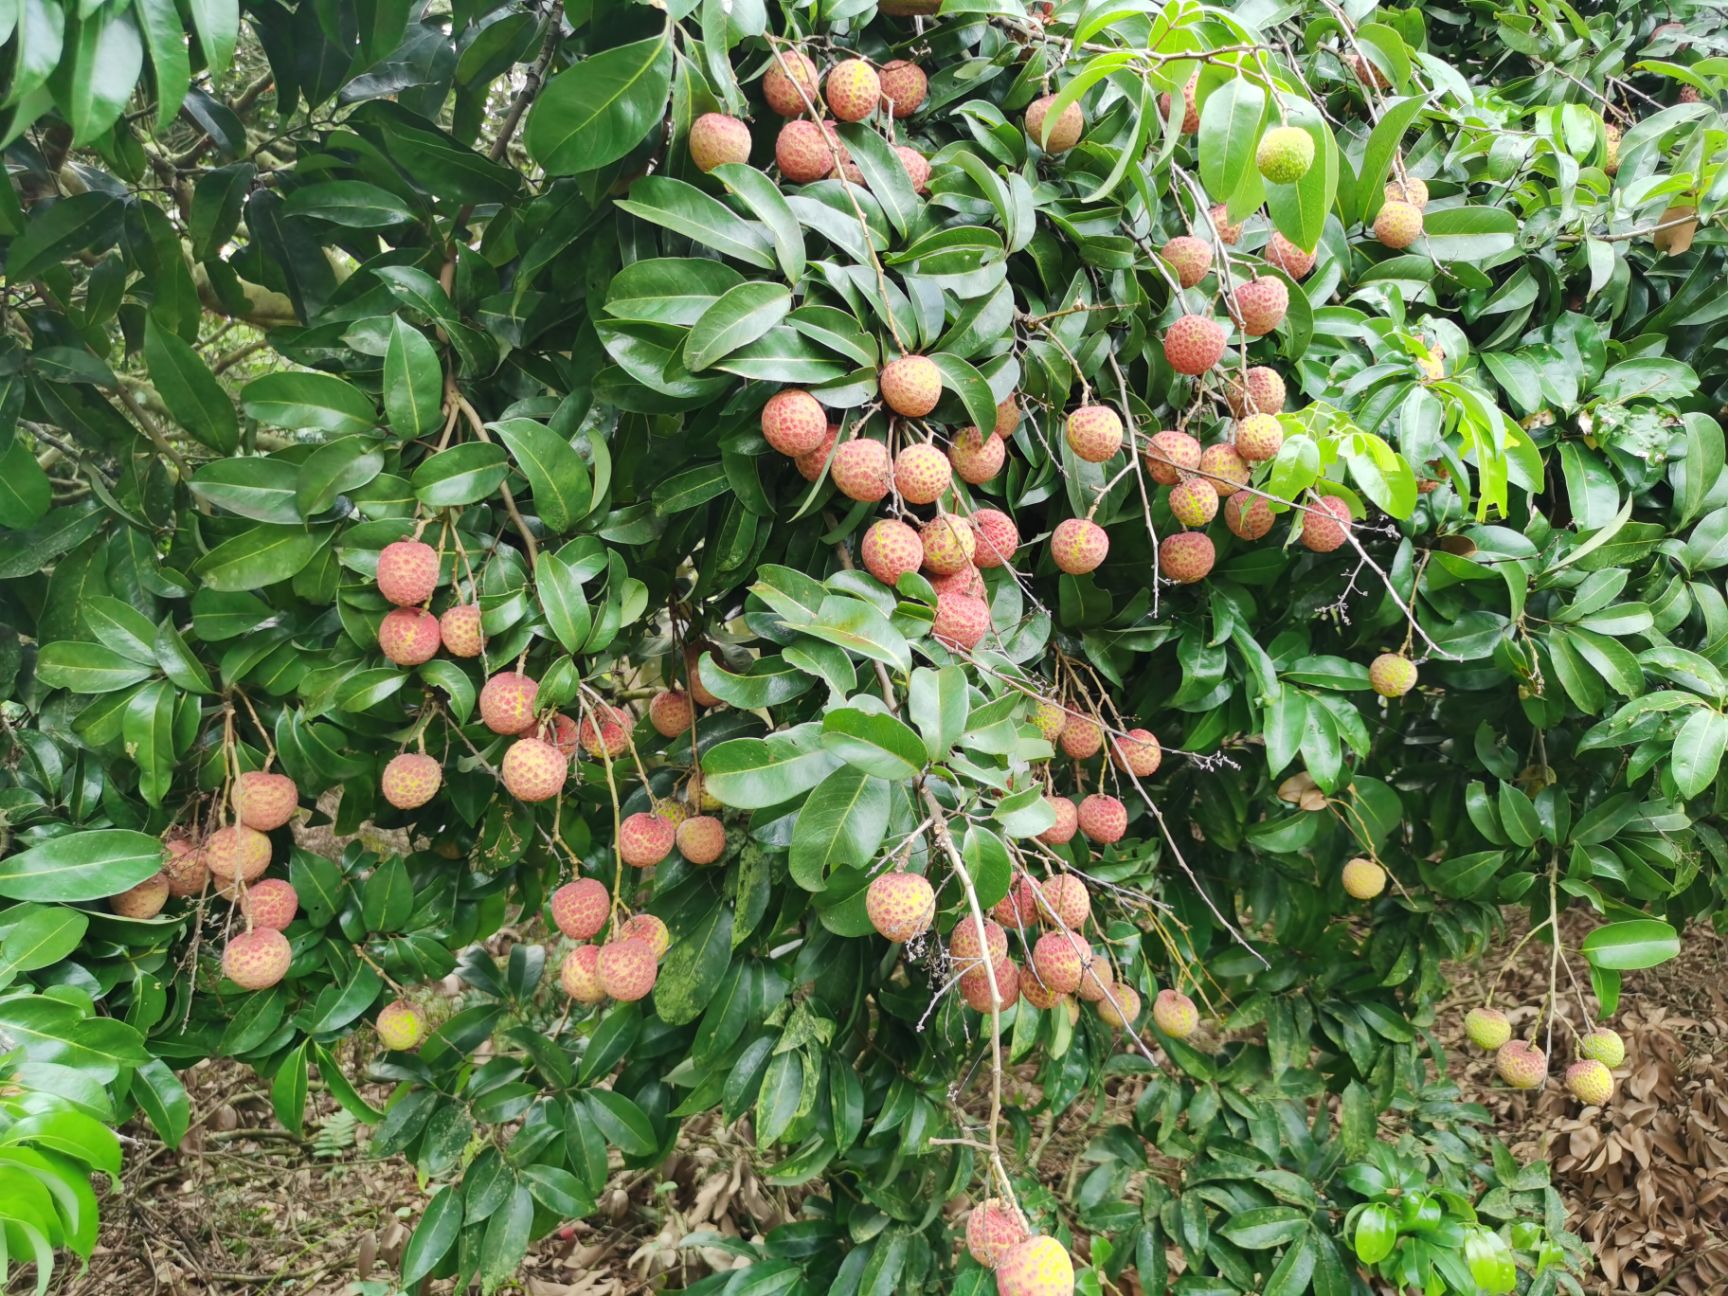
231,688 -> 279,769
576,692 -> 630,927
449,379 -> 540,569
351,942 -> 409,996
1485,911 -> 1556,1009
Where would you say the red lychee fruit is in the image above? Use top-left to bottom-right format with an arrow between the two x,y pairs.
1032,931 -> 1087,994
1224,493 -> 1275,540
763,49 -> 819,116
381,753 -> 441,809
1352,53 -> 1390,89
825,58 -> 881,122
920,515 -> 977,576
379,607 -> 441,666
232,770 -> 297,832
1161,235 -> 1213,287
1110,728 -> 1161,778
1077,794 -> 1126,843
1374,199 -> 1423,249
866,871 -> 936,942
1198,443 -> 1249,496
1050,518 -> 1108,574
831,438 -> 892,502
597,938 -> 659,1002
375,999 -> 426,1050
1025,94 -> 1083,152
948,915 -> 1008,971
1144,429 -> 1202,485
1231,277 -> 1288,337
1300,496 -> 1352,553
971,508 -> 1020,569
1159,531 -> 1216,584
690,113 -> 751,172
545,712 -> 580,759
1160,75 -> 1199,133
650,689 -> 696,738
439,604 -> 484,657
619,811 -> 675,868
206,825 -> 271,883
1224,366 -> 1287,417
1234,413 -> 1283,463
1496,1039 -> 1546,1089
996,1237 -> 1074,1296
1264,231 -> 1316,280
1169,477 -> 1219,527
242,877 -> 298,930
894,145 -> 931,193
966,1198 -> 1029,1268
1040,873 -> 1090,929
1163,314 -> 1226,375
223,928 -> 291,990
949,426 -> 1005,484
775,120 -> 834,183
162,837 -> 208,898
1098,984 -> 1141,1028
993,875 -> 1041,928
794,425 -> 839,481
109,873 -> 169,918
1059,713 -> 1103,759
761,389 -> 828,457
880,354 -> 942,417
686,645 -> 724,708
1207,203 -> 1244,245
501,738 -> 567,802
861,518 -> 924,586
993,397 -> 1022,439
551,878 -> 610,940
676,815 -> 726,865
620,913 -> 671,958
479,671 -> 538,735
933,591 -> 990,651
1153,988 -> 1199,1037
876,60 -> 928,120
960,956 -> 1020,1012
1065,405 -> 1124,463
377,539 -> 439,606
578,704 -> 632,759
561,945 -> 606,1004
1038,796 -> 1079,845
895,443 -> 952,504
931,566 -> 987,599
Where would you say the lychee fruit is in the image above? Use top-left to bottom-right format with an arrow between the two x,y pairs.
1161,235 -> 1213,287
109,873 -> 169,918
1341,856 -> 1386,899
1234,413 -> 1283,463
825,59 -> 881,122
775,120 -> 834,183
1144,430 -> 1202,485
1385,175 -> 1428,208
1160,75 -> 1199,133
620,912 -> 671,958
1256,125 -> 1316,184
921,515 -> 977,576
896,146 -> 932,194
1030,700 -> 1066,742
1368,653 -> 1417,698
381,752 -> 442,809
1163,314 -> 1226,375
239,877 -> 298,930
377,539 -> 439,606
895,443 -> 952,504
1604,123 -> 1621,175
1110,728 -> 1161,778
1352,53 -> 1390,89
761,389 -> 828,457
677,815 -> 726,865
1032,931 -> 1086,994
545,712 -> 580,758
794,425 -> 838,481
480,671 -> 539,735
223,928 -> 291,990
933,592 -> 990,651
561,945 -> 606,1004
862,518 -> 924,586
960,956 -> 1020,1012
763,49 -> 819,116
1038,797 -> 1079,845
1199,444 -> 1249,496
1262,232 -> 1316,280
1153,988 -> 1199,1038
1464,1007 -> 1512,1051
1059,713 -> 1103,759
948,915 -> 1008,970
499,737 -> 564,801
1231,276 -> 1288,337
1020,976 -> 1066,1012
1078,794 -> 1126,844
578,704 -> 632,759
1025,94 -> 1083,152
866,871 -> 937,942
1050,518 -> 1108,575
1075,956 -> 1113,1003
995,1236 -> 1074,1296
375,999 -> 426,1050
1169,478 -> 1219,528
1225,366 -> 1287,417
206,825 -> 271,883
831,438 -> 892,502
439,604 -> 484,657
1159,531 -> 1216,584
993,875 -> 1041,928
1373,199 -> 1423,250
972,509 -> 1020,569
931,566 -> 987,599
949,426 -> 1005,484
162,838 -> 208,898
1565,1058 -> 1614,1105
1098,984 -> 1141,1028
1224,493 -> 1274,541
1207,203 -> 1244,245
881,355 -> 942,418
879,60 -> 927,118
379,607 -> 441,666
648,689 -> 695,740
1580,1028 -> 1626,1068
551,878 -> 610,941
232,771 -> 298,832
597,938 -> 658,1001
619,812 -> 675,868
690,113 -> 751,172
966,1198 -> 1029,1268
1299,496 -> 1352,553
1065,405 -> 1124,463
993,397 -> 1022,439
1496,1039 -> 1546,1089
1040,874 -> 1090,929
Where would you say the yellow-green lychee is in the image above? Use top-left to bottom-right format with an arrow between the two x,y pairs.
1256,126 -> 1315,184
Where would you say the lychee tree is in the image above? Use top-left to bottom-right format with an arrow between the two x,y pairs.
2,1 -> 1728,1293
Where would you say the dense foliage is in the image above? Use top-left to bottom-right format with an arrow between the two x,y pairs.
3,0 -> 1727,1292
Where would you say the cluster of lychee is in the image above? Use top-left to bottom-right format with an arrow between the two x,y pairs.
965,1205 -> 1074,1294
1464,1008 -> 1624,1107
375,538 -> 485,667
551,876 -> 670,1005
1023,699 -> 1161,851
1373,177 -> 1429,250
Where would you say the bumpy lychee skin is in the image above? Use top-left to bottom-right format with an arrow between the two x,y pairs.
377,539 -> 440,606
439,604 -> 484,658
972,509 -> 1020,569
237,877 -> 297,930
932,567 -> 987,600
110,873 -> 170,918
825,58 -> 881,122
775,120 -> 834,183
1386,176 -> 1429,208
1352,53 -> 1390,89
619,811 -> 676,868
1041,874 -> 1090,929
1566,1058 -> 1614,1105
1163,314 -> 1227,375
1465,1007 -> 1513,1051
560,945 -> 606,1004
372,1000 -> 426,1052
1076,956 -> 1113,1003
542,712 -> 579,759
880,354 -> 942,418
879,60 -> 928,118
1159,532 -> 1216,584
1078,794 -> 1126,844
1025,94 -> 1083,152
381,753 -> 442,809
966,1198 -> 1029,1268
1110,728 -> 1162,778
1161,235 -> 1213,288
993,397 -> 1022,440
866,871 -> 937,942
207,825 -> 271,883
1342,856 -> 1387,899
1098,984 -> 1142,1028
995,1236 -> 1074,1296
960,956 -> 1020,1012
578,704 -> 632,760
1257,125 -> 1316,184
921,516 -> 978,576
1226,366 -> 1287,417
895,443 -> 952,504
1160,75 -> 1199,133
1374,199 -> 1424,250
1231,276 -> 1288,337
480,671 -> 539,735
223,928 -> 291,991
1059,713 -> 1103,759
649,689 -> 696,740
1263,232 -> 1316,280
677,816 -> 727,866
1235,413 -> 1284,463
862,519 -> 924,586
379,607 -> 441,666
1031,699 -> 1066,742
1224,493 -> 1275,541
761,389 -> 828,457
1153,988 -> 1199,1038
1581,1028 -> 1626,1069
1300,496 -> 1353,553
949,915 -> 1008,970
1145,430 -> 1202,486
1032,931 -> 1086,994
1369,653 -> 1418,698
233,771 -> 298,832
162,838 -> 207,898
1199,444 -> 1250,497
1038,796 -> 1079,845
621,913 -> 671,958
551,878 -> 610,940
1496,1040 -> 1547,1090
1065,405 -> 1124,463
690,113 -> 752,172
763,49 -> 819,116
826,439 -> 889,503
949,426 -> 1005,484
1169,478 -> 1219,528
1207,203 -> 1244,245
1604,123 -> 1621,175
1050,518 -> 1109,575
993,875 -> 1041,928
502,738 -> 568,802
933,592 -> 991,651
794,426 -> 838,481
597,938 -> 659,1002
1020,975 -> 1066,1012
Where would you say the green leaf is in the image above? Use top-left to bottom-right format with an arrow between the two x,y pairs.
907,666 -> 968,759
271,1042 -> 309,1137
383,317 -> 442,440
0,904 -> 90,975
401,1185 -> 463,1285
296,436 -> 383,517
242,372 -> 376,435
1677,413 -> 1724,525
281,181 -> 416,227
133,1056 -> 190,1149
1671,705 -> 1727,797
192,524 -> 324,591
0,439 -> 50,530
123,679 -> 176,806
583,1089 -> 657,1156
703,736 -> 840,810
614,176 -> 777,270
1419,205 -> 1520,261
0,830 -> 164,902
189,457 -> 303,523
190,0 -> 238,79
1351,95 -> 1431,224
835,122 -> 920,237
536,549 -> 593,654
7,193 -> 125,282
793,595 -> 912,672
53,5 -> 144,145
492,418 -> 592,533
710,164 -> 806,285
819,708 -> 926,780
1219,1207 -> 1308,1250
1198,78 -> 1266,211
1354,1203 -> 1397,1265
929,353 -> 995,440
789,766 -> 891,891
604,257 -> 744,325
35,642 -> 155,693
1580,919 -> 1681,970
654,903 -> 734,1026
411,442 -> 509,507
526,28 -> 675,175
481,1185 -> 534,1281
685,282 -> 792,372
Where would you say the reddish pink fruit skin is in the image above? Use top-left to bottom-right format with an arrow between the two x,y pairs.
933,592 -> 990,651
578,704 -> 633,759
207,825 -> 271,883
862,519 -> 924,586
1039,797 -> 1079,844
896,146 -> 931,193
501,738 -> 568,802
690,113 -> 751,172
649,689 -> 696,739
1041,874 -> 1090,929
162,838 -> 208,898
966,1199 -> 1029,1268
1145,430 -> 1202,486
1110,728 -> 1162,777
971,508 -> 1020,569
232,771 -> 298,831
241,878 -> 299,930
960,956 -> 1020,1011
677,816 -> 727,865
545,713 -> 580,758
880,60 -> 928,118
1060,714 -> 1103,759
621,913 -> 671,958
109,873 -> 170,918
620,812 -> 676,868
1232,277 -> 1289,336
561,945 -> 607,1004
775,120 -> 834,182
825,59 -> 882,122
993,876 -> 1041,928
949,915 -> 1008,968
382,753 -> 442,809
1078,793 -> 1127,843
223,928 -> 291,990
763,50 -> 819,115
377,540 -> 440,606
761,389 -> 828,456
379,607 -> 441,666
597,938 -> 659,1002
921,516 -> 977,576
1032,931 -> 1086,993
895,443 -> 952,504
1301,496 -> 1354,552
949,427 -> 1005,484
1225,493 -> 1275,540
866,871 -> 937,942
832,439 -> 893,502
1161,235 -> 1213,287
1163,314 -> 1227,375
880,355 -> 942,417
1050,518 -> 1108,574
551,878 -> 611,939
479,672 -> 539,735
1160,532 -> 1217,584
439,604 -> 484,657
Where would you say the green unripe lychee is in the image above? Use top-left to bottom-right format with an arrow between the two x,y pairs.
1580,1027 -> 1625,1068
1369,652 -> 1418,698
1464,1007 -> 1512,1051
1256,126 -> 1315,184
376,1000 -> 426,1050
1565,1058 -> 1614,1105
